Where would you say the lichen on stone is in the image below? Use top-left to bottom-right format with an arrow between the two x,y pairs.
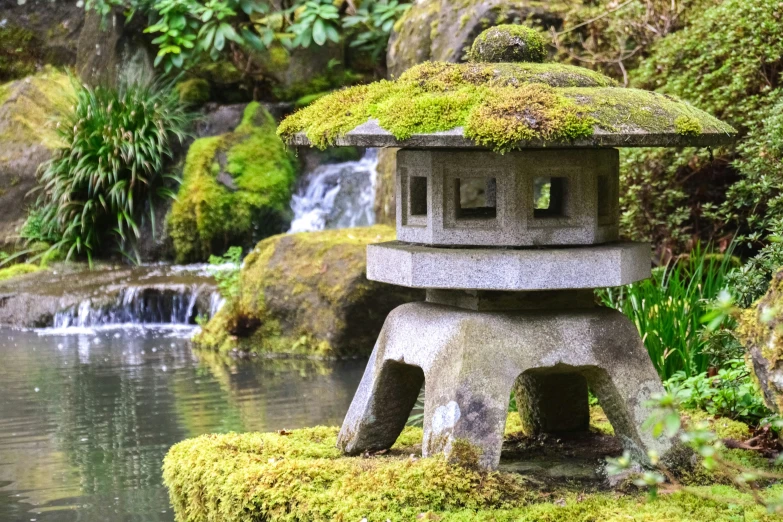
278,60 -> 732,152
167,102 -> 296,263
467,24 -> 547,64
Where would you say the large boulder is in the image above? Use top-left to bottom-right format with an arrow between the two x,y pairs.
76,9 -> 155,87
167,102 -> 296,263
738,269 -> 783,413
195,226 -> 424,358
387,0 -> 572,79
0,0 -> 84,82
0,70 -> 74,250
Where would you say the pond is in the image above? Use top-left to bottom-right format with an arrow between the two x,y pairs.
0,326 -> 365,522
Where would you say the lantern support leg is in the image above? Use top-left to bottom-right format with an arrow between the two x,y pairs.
337,302 -> 671,470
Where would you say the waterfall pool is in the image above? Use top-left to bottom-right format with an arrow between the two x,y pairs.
0,326 -> 364,521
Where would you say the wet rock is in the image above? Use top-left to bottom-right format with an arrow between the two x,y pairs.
0,0 -> 84,81
387,0 -> 573,79
0,70 -> 74,250
0,263 -> 218,328
195,226 -> 424,358
76,8 -> 155,87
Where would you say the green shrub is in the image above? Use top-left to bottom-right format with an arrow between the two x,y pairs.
29,79 -> 190,263
620,0 -> 783,251
208,246 -> 243,300
666,360 -> 770,424
597,244 -> 738,379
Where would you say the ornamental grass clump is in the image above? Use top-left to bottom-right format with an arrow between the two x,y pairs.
30,79 -> 191,263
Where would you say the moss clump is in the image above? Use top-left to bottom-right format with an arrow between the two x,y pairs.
0,263 -> 42,282
195,226 -> 421,358
468,24 -> 547,64
167,102 -> 296,263
674,115 -> 703,136
278,61 -> 731,152
163,424 -> 783,522
175,78 -> 210,106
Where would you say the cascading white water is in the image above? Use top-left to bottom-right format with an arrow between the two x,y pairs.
53,284 -> 222,329
288,149 -> 378,233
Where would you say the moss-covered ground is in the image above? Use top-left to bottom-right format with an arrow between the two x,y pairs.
167,102 -> 296,263
278,61 -> 734,152
164,410 -> 783,522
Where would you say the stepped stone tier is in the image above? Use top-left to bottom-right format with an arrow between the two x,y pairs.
280,24 -> 737,471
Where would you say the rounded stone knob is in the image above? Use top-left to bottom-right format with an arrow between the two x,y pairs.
468,24 -> 547,64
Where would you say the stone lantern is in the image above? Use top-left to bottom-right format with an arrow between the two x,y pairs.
280,25 -> 736,470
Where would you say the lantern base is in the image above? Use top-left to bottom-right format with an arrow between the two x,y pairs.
337,301 -> 671,470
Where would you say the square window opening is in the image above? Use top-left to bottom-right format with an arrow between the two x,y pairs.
456,177 -> 497,220
534,177 -> 566,218
409,176 -> 428,216
597,175 -> 610,218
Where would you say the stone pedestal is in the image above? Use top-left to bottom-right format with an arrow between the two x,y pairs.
337,299 -> 671,470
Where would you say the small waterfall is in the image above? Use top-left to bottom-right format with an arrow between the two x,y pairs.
53,285 -> 222,329
289,149 -> 378,233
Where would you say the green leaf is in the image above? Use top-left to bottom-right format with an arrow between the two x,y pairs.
312,18 -> 327,46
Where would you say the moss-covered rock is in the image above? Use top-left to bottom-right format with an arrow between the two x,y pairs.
387,0 -> 575,79
0,70 -> 74,248
468,24 -> 547,64
194,226 -> 423,358
163,422 -> 783,522
176,78 -> 211,106
738,268 -> 783,413
0,263 -> 42,282
167,102 -> 296,263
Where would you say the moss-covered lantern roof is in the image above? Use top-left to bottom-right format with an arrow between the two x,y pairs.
279,25 -> 736,152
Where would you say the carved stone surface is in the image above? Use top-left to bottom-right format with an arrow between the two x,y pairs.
366,241 -> 650,291
395,148 -> 620,247
337,301 -> 671,470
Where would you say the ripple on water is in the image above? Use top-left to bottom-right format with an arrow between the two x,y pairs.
0,327 -> 365,522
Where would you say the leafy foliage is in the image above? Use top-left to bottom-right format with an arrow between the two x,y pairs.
597,244 -> 738,379
29,79 -> 190,263
85,0 -> 411,73
666,360 -> 770,424
208,246 -> 243,299
618,0 -> 783,254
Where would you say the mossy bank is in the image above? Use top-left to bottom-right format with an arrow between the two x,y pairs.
163,412 -> 783,522
167,102 -> 296,263
195,226 -> 422,358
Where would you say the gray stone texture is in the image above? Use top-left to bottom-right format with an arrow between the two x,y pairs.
395,148 -> 620,247
288,119 -> 736,149
366,241 -> 651,291
337,301 -> 672,470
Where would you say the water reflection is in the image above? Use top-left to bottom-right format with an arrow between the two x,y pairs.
0,327 -> 365,521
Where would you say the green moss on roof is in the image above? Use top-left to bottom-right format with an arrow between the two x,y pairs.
278,61 -> 735,153
468,24 -> 547,64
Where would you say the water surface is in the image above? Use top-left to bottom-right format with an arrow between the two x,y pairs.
0,327 -> 364,522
